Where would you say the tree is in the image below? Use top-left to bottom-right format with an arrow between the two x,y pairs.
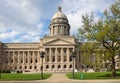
80,42 -> 105,72
78,0 -> 120,77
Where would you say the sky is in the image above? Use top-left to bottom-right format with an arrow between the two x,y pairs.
0,0 -> 114,43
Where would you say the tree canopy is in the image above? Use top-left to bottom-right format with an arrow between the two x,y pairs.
78,0 -> 120,77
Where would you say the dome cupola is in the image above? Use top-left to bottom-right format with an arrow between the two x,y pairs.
49,7 -> 70,36
52,7 -> 68,20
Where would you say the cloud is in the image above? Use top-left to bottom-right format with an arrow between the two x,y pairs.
0,30 -> 18,39
60,0 -> 114,34
0,0 -> 114,42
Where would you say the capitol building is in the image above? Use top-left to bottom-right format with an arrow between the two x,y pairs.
0,7 -> 80,73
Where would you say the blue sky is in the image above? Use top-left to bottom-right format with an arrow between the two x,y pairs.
0,0 -> 114,43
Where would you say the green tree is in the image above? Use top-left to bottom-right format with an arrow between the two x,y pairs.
78,0 -> 120,77
80,42 -> 104,72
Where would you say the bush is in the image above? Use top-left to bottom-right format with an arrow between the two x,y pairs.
1,69 -> 11,73
116,69 -> 120,71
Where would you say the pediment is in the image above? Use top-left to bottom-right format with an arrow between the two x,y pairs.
43,38 -> 75,46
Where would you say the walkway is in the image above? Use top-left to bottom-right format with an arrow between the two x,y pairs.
0,73 -> 120,83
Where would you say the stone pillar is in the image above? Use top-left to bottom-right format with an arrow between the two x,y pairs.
23,51 -> 25,64
55,48 -> 58,63
13,51 -> 15,64
61,48 -> 63,63
28,51 -> 30,64
8,51 -> 10,64
18,51 -> 20,64
33,51 -> 34,64
67,48 -> 70,63
37,51 -> 39,64
49,48 -> 52,63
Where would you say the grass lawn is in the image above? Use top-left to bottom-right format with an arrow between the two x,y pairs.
0,73 -> 52,80
67,72 -> 120,80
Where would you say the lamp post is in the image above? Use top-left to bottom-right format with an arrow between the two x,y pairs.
70,49 -> 76,79
40,51 -> 45,80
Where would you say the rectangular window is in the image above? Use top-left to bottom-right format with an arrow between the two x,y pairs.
52,56 -> 55,62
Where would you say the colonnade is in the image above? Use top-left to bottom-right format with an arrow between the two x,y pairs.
3,47 -> 75,72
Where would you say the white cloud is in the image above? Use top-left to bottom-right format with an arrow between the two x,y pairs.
0,0 -> 114,42
0,30 -> 18,39
60,0 -> 114,34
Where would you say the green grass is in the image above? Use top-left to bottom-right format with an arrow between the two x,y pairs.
0,73 -> 52,80
67,72 -> 120,80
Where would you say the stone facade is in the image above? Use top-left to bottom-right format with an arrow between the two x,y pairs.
0,42 -> 3,70
0,7 -> 80,73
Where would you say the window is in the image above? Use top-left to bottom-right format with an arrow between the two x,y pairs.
53,26 -> 55,34
64,56 -> 67,62
31,59 -> 32,63
52,56 -> 55,62
15,66 -> 17,69
52,65 -> 55,69
47,56 -> 49,62
46,65 -> 49,69
35,59 -> 37,63
26,58 -> 28,63
21,59 -> 23,63
34,66 -> 37,69
64,65 -> 66,68
58,65 -> 61,69
25,66 -> 27,69
30,66 -> 32,69
58,56 -> 61,62
69,65 -> 72,68
69,57 -> 72,61
20,66 -> 22,69
64,49 -> 66,53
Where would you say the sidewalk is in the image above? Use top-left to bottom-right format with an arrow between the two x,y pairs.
42,73 -> 70,83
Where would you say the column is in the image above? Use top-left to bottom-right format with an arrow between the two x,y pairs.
55,48 -> 58,63
67,48 -> 70,63
13,51 -> 15,70
49,48 -> 52,63
23,51 -> 25,64
28,51 -> 30,64
37,51 -> 40,64
18,51 -> 20,64
32,51 -> 34,64
13,51 -> 15,64
8,51 -> 10,64
61,48 -> 63,63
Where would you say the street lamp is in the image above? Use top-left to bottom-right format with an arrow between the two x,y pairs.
40,51 -> 45,80
70,49 -> 76,79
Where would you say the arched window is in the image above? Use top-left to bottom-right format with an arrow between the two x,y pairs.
52,56 -> 55,62
30,66 -> 32,69
20,66 -> 22,69
64,65 -> 67,68
53,26 -> 55,34
58,65 -> 61,69
25,66 -> 27,69
34,66 -> 37,69
46,65 -> 49,69
69,65 -> 72,68
31,59 -> 32,63
52,65 -> 55,69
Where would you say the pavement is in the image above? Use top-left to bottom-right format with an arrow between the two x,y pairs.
0,73 -> 120,83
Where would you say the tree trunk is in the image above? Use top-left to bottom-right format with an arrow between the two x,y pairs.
111,56 -> 116,77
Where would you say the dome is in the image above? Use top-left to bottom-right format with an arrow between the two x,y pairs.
52,7 -> 68,20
